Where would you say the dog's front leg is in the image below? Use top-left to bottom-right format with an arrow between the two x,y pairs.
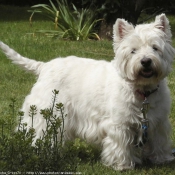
144,118 -> 174,164
101,126 -> 140,170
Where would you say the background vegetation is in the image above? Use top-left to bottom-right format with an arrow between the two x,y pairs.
29,0 -> 101,40
0,4 -> 175,175
1,0 -> 174,39
0,0 -> 174,24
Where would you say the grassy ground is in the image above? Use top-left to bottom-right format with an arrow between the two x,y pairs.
0,5 -> 175,175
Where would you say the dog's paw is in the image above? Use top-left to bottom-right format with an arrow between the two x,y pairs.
148,154 -> 175,164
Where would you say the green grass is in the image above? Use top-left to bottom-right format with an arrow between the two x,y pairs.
0,5 -> 175,174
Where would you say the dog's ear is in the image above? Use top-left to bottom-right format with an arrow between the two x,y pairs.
154,14 -> 172,40
113,19 -> 134,41
113,19 -> 134,51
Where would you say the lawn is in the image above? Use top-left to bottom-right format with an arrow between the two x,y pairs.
0,5 -> 175,175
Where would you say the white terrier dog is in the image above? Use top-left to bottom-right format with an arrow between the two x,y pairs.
0,13 -> 175,170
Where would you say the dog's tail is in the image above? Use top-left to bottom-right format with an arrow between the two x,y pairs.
0,41 -> 44,75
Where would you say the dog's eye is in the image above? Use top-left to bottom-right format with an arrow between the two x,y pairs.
153,46 -> 158,51
131,49 -> 136,54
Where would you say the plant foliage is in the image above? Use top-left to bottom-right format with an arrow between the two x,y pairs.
29,0 -> 101,40
0,90 -> 99,173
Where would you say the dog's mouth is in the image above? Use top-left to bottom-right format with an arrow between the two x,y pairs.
139,68 -> 154,78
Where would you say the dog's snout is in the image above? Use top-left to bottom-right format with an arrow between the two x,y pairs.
141,57 -> 152,67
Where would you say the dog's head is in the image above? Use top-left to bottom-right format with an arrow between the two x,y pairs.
113,14 -> 175,85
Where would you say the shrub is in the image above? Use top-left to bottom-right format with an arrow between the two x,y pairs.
0,90 -> 99,173
29,0 -> 101,40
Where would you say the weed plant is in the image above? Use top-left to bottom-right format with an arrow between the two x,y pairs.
0,90 -> 99,173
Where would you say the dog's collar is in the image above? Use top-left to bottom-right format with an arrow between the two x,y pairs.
136,85 -> 159,99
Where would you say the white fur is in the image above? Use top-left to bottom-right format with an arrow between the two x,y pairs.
0,13 -> 175,170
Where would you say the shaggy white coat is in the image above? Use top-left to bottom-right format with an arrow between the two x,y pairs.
0,14 -> 175,170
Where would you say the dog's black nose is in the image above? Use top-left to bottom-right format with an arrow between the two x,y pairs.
141,58 -> 152,67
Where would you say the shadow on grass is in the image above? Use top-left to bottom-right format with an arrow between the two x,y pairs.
136,158 -> 175,171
